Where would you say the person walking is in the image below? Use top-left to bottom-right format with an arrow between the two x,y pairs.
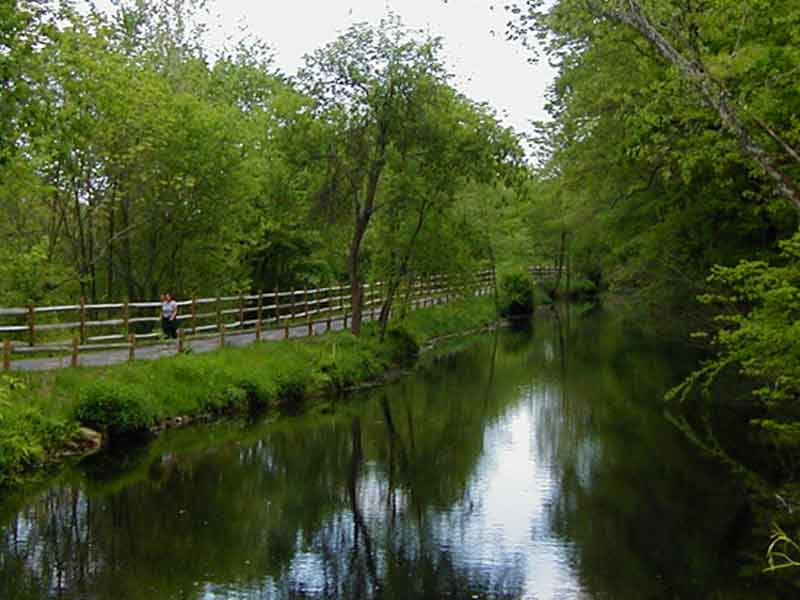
161,292 -> 179,340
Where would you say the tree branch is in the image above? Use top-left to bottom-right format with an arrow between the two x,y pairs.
592,0 -> 800,212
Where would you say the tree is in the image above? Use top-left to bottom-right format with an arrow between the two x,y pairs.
511,0 -> 800,212
299,16 -> 451,334
371,91 -> 524,335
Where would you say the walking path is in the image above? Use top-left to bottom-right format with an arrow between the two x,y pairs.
10,306 -> 407,372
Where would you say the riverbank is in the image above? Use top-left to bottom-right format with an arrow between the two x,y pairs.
0,297 -> 498,487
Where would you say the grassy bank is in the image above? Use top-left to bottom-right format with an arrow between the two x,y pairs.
0,297 -> 498,487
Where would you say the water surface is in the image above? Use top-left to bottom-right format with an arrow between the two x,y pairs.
0,308 -> 766,598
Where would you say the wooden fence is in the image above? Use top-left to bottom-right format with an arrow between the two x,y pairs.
0,266 -> 563,371
0,269 -> 516,370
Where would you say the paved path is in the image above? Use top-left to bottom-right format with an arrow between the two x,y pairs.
7,302 -> 439,373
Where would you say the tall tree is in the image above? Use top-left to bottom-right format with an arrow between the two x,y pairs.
299,16 -> 450,334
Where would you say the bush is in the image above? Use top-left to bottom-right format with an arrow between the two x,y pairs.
205,384 -> 249,414
74,381 -> 154,435
498,269 -> 536,317
566,276 -> 598,299
318,334 -> 388,390
384,327 -> 420,364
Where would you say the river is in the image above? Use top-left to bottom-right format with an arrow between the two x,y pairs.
0,307 -> 775,598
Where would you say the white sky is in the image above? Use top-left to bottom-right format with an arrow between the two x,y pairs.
90,0 -> 555,137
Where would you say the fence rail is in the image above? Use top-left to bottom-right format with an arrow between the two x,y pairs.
0,266 -> 562,371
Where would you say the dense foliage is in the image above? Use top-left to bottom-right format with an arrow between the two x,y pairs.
0,1 -> 522,335
497,268 -> 535,317
508,0 -> 800,573
509,0 -> 799,313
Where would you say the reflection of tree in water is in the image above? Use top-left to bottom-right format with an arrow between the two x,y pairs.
0,334 -> 532,599
277,409 -> 524,599
529,307 -> 760,599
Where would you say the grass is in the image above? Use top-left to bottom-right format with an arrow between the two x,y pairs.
0,297 -> 497,487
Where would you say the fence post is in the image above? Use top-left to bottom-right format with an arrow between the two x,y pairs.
177,328 -> 184,354
79,296 -> 87,344
274,286 -> 281,327
128,333 -> 136,362
339,285 -> 345,327
339,286 -> 346,329
284,287 -> 291,339
191,295 -> 197,335
27,304 -> 35,347
326,286 -> 333,332
70,335 -> 79,367
2,340 -> 10,371
123,300 -> 130,335
238,293 -> 245,334
305,287 -> 312,337
217,296 -> 225,347
256,291 -> 263,341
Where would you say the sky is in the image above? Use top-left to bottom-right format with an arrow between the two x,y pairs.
90,0 -> 556,138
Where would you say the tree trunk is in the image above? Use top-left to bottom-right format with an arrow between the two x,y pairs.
378,198 -> 430,338
348,159 -> 387,334
378,278 -> 401,338
348,214 -> 369,335
107,202 -> 115,301
87,195 -> 97,303
121,196 -> 136,300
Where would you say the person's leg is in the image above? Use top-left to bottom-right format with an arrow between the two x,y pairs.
168,320 -> 178,339
161,317 -> 170,338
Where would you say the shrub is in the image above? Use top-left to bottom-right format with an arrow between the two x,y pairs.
74,381 -> 154,435
229,369 -> 278,409
205,385 -> 249,413
566,276 -> 598,299
498,269 -> 536,317
384,327 -> 420,364
274,373 -> 308,402
0,407 -> 59,484
318,334 -> 388,390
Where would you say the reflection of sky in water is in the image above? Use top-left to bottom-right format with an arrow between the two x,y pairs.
273,382 -> 592,600
441,386 -> 586,599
